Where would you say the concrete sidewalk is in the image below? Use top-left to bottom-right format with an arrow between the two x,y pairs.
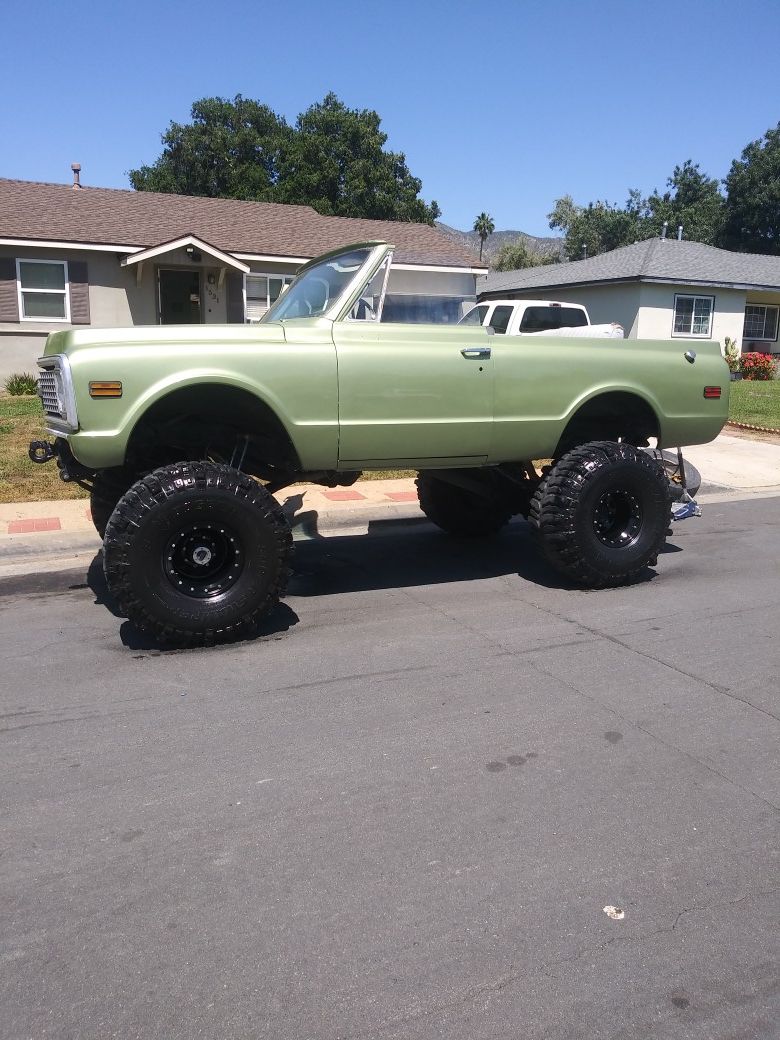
682,431 -> 780,491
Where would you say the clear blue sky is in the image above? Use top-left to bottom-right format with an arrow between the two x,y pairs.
3,0 -> 778,236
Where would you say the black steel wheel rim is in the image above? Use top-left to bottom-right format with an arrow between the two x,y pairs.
592,489 -> 643,548
163,523 -> 243,599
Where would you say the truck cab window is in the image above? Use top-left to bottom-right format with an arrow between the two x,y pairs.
489,306 -> 513,334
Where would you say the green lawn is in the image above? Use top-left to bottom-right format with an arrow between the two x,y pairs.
0,394 -> 88,503
2,380 -> 778,504
728,379 -> 780,428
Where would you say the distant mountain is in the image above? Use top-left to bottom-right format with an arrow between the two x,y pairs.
436,222 -> 564,264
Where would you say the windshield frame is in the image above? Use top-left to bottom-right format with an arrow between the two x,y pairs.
261,242 -> 393,323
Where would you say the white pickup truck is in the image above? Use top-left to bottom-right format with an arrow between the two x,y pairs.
460,299 -> 625,338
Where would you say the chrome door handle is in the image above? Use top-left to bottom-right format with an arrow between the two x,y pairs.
461,347 -> 491,359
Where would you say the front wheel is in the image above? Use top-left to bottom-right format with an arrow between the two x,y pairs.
103,462 -> 293,645
529,441 -> 670,588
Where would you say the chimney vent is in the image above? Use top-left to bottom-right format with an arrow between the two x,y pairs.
661,221 -> 668,240
71,163 -> 82,189
677,225 -> 683,241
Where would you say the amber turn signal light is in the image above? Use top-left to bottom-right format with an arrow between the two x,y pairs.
703,386 -> 722,399
89,381 -> 122,398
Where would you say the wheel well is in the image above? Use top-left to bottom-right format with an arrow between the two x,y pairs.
555,392 -> 660,457
125,384 -> 301,475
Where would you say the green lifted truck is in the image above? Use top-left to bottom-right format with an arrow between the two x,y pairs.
30,242 -> 728,645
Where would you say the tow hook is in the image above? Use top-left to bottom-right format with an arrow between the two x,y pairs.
29,440 -> 56,464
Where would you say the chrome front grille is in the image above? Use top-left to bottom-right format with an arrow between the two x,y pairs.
38,369 -> 62,418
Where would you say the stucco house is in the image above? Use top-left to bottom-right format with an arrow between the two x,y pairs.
479,238 -> 780,357
0,172 -> 484,378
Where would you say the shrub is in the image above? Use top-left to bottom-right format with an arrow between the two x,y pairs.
739,352 -> 777,381
4,372 -> 39,395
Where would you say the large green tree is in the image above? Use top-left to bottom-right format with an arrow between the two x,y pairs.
547,191 -> 650,260
274,93 -> 440,223
720,123 -> 780,254
129,96 -> 288,200
130,93 -> 440,224
647,161 -> 725,245
548,161 -> 727,260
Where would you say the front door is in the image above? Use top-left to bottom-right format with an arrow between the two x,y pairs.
333,321 -> 494,467
159,269 -> 201,324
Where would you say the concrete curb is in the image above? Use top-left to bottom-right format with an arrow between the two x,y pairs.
726,420 -> 780,435
0,479 -> 427,580
0,478 -> 423,538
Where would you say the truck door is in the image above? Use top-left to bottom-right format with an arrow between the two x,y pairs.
332,321 -> 494,468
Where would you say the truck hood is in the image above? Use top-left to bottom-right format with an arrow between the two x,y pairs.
42,322 -> 287,358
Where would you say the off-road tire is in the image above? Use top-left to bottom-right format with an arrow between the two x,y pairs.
529,441 -> 670,588
416,472 -> 514,536
90,468 -> 138,539
103,461 -> 292,645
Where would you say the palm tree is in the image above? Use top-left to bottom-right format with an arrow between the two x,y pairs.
473,212 -> 495,261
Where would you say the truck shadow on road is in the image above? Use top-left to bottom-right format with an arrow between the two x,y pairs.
82,515 -> 673,651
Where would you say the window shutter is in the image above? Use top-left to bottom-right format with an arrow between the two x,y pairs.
226,272 -> 245,324
68,261 -> 90,324
0,258 -> 19,322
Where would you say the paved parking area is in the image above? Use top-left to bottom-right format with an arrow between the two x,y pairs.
1,496 -> 778,1039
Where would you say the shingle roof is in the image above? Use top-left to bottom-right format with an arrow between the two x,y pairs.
480,238 -> 780,296
0,178 -> 484,269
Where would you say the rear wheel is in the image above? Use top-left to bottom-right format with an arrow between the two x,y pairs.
529,441 -> 670,587
416,472 -> 514,536
103,461 -> 292,645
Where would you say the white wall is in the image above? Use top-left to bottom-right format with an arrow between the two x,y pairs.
636,283 -> 746,352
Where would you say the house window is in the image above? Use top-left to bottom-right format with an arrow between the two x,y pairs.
743,304 -> 779,342
673,294 -> 713,337
16,259 -> 70,321
244,273 -> 294,322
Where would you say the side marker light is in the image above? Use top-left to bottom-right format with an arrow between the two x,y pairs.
89,381 -> 122,398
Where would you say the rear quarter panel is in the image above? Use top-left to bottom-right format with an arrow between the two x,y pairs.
490,336 -> 728,460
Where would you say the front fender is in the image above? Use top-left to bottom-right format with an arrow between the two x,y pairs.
66,364 -> 336,470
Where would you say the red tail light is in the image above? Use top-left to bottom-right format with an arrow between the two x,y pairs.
703,386 -> 722,399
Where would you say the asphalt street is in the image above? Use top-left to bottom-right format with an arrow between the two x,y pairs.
1,496 -> 779,1040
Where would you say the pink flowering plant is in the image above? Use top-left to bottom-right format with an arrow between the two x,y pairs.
739,352 -> 777,381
